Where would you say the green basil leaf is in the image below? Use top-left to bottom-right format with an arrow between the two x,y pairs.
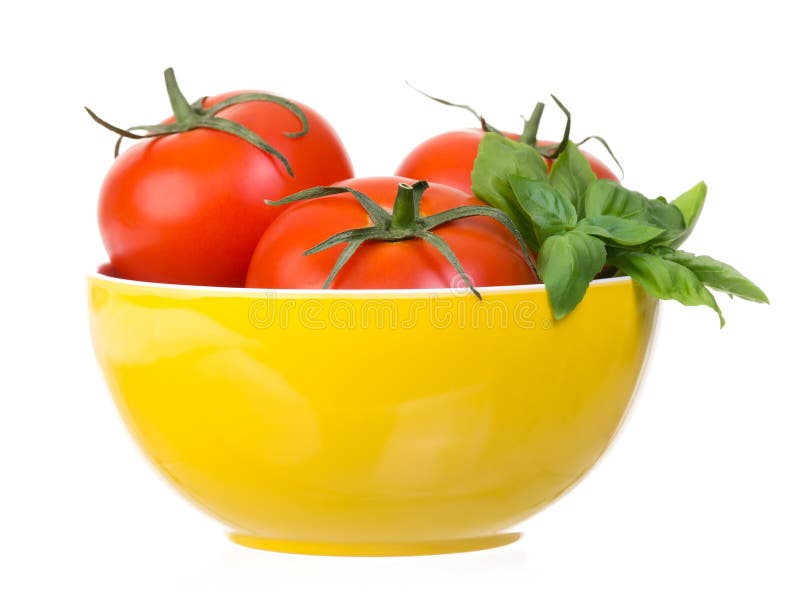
669,181 -> 706,248
548,140 -> 597,217
471,132 -> 548,249
509,176 -> 577,243
585,180 -> 686,246
657,249 -> 769,304
644,197 -> 686,245
576,215 -> 665,246
584,179 -> 647,219
608,250 -> 724,327
471,133 -> 549,198
539,231 -> 607,320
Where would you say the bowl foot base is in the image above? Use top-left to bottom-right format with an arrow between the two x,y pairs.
228,531 -> 521,557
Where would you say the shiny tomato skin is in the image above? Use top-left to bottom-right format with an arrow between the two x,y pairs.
98,91 -> 354,287
395,129 -> 618,196
245,176 -> 538,291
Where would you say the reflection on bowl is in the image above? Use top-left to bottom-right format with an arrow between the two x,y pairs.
89,271 -> 657,556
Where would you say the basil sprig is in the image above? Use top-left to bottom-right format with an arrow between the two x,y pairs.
471,133 -> 768,324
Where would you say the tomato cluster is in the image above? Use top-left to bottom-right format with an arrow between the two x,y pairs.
93,70 -> 617,293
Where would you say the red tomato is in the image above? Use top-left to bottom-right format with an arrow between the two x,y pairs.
98,90 -> 353,287
396,129 -> 618,196
246,176 -> 538,291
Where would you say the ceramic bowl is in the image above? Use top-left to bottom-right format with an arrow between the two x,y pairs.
89,270 -> 657,556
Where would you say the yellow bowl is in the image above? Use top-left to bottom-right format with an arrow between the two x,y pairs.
89,272 -> 657,556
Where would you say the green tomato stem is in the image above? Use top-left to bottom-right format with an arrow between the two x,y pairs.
87,67 -> 310,174
519,102 -> 545,147
390,183 -> 418,231
163,67 -> 196,125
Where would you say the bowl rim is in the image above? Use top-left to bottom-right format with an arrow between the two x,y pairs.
89,266 -> 633,298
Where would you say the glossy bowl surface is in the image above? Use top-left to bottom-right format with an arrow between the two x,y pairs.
89,273 -> 657,556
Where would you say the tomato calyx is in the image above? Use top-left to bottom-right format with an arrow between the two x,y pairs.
407,83 -> 624,177
267,181 -> 538,299
85,67 -> 309,176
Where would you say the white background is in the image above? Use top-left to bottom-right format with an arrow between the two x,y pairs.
2,1 -> 798,598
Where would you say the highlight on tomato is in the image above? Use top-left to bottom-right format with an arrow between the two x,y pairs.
245,176 -> 539,297
396,90 -> 620,196
88,68 -> 354,287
